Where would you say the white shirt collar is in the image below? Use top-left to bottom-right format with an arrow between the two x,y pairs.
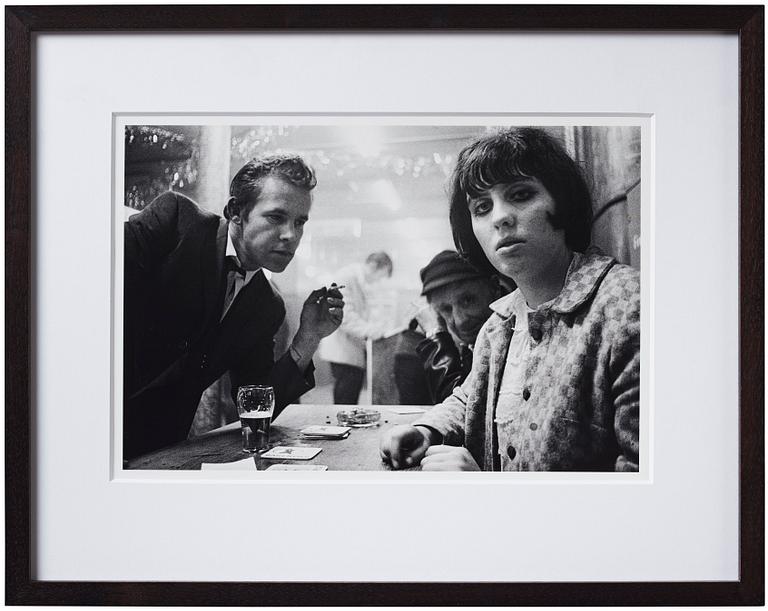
226,229 -> 259,285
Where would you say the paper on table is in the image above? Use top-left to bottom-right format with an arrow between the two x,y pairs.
388,406 -> 427,415
299,425 -> 351,438
260,446 -> 322,460
200,458 -> 257,471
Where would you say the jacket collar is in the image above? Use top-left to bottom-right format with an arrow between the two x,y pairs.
201,217 -> 230,328
489,249 -> 616,319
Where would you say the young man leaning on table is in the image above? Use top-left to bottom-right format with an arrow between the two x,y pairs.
124,154 -> 345,460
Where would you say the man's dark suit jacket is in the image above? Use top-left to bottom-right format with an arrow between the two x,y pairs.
124,191 -> 314,459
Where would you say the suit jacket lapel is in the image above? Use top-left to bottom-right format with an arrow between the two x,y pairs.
201,218 -> 229,330
218,270 -> 272,346
224,268 -> 265,314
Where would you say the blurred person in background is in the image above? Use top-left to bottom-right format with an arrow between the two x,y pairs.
381,127 -> 640,472
319,252 -> 393,404
124,154 -> 345,459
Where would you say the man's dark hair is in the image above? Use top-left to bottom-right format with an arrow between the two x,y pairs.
365,251 -> 393,276
448,127 -> 593,276
224,154 -> 317,219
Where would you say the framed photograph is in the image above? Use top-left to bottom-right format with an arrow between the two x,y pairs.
6,4 -> 763,606
117,115 -> 650,476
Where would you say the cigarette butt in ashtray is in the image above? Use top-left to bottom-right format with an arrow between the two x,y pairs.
316,284 -> 345,304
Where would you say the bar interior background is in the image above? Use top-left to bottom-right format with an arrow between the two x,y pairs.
123,123 -> 641,436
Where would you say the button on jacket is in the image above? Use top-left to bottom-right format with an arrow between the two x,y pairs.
413,251 -> 640,472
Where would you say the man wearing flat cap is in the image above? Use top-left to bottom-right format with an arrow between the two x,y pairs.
414,250 -> 505,403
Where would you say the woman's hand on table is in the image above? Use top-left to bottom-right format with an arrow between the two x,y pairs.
420,445 -> 481,471
379,424 -> 433,469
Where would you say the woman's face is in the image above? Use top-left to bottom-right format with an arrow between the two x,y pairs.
467,178 -> 568,283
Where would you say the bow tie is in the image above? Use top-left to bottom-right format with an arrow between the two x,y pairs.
225,256 -> 246,278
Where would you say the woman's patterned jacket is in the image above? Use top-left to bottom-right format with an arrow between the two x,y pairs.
413,251 -> 640,471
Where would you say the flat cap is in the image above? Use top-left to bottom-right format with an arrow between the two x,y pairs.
420,250 -> 485,296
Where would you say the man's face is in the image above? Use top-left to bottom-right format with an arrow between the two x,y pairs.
230,176 -> 312,272
427,277 -> 496,345
467,178 -> 568,283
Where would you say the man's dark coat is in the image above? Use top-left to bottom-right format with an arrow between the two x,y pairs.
123,192 -> 313,459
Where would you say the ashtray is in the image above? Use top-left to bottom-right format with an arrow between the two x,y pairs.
336,409 -> 381,428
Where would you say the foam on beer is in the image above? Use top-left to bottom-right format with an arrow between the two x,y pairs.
240,409 -> 274,420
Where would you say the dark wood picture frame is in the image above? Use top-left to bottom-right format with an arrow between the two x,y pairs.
5,4 -> 764,606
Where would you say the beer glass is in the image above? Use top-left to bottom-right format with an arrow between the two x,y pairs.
236,385 -> 275,453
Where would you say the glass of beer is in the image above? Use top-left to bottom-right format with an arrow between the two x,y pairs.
236,385 -> 275,453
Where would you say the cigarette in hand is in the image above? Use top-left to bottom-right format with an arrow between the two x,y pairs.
316,284 -> 346,304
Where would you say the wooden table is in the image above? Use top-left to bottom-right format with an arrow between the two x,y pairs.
126,404 -> 430,471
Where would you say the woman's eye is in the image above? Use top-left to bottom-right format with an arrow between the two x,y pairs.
507,189 -> 533,202
470,200 -> 491,216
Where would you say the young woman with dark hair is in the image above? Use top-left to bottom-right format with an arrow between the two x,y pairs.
381,128 -> 640,472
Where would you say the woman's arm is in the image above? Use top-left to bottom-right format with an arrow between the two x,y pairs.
610,280 -> 641,472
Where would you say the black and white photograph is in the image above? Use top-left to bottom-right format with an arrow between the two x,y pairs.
8,3 -> 758,602
119,118 -> 647,473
